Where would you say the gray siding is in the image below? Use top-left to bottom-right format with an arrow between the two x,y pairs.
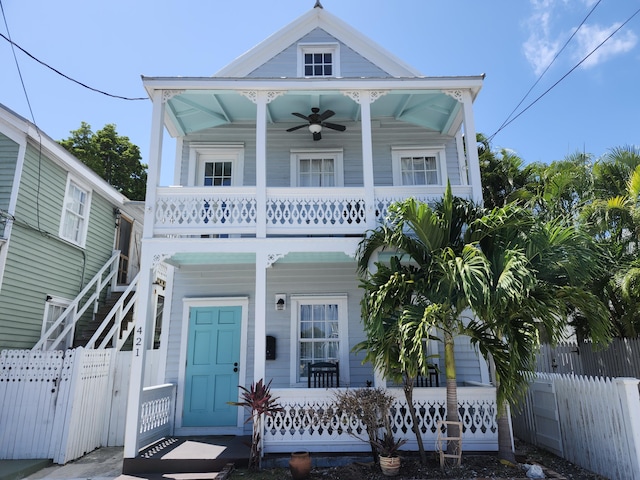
0,133 -> 19,238
0,142 -> 118,349
181,119 -> 460,188
247,28 -> 391,78
164,261 -> 373,389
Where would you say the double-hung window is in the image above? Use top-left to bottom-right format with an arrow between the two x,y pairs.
391,147 -> 447,186
290,149 -> 344,187
60,177 -> 91,247
298,43 -> 340,77
290,295 -> 348,384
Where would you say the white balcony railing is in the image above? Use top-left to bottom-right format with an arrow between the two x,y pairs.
153,185 -> 474,237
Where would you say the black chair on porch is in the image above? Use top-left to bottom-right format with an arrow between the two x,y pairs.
415,364 -> 439,387
308,361 -> 340,388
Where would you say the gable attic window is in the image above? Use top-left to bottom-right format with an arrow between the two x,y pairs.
298,43 -> 340,77
60,176 -> 92,247
391,146 -> 448,186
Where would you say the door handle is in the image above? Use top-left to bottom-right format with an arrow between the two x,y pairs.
234,362 -> 238,372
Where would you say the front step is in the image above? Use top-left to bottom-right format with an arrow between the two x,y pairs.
122,436 -> 250,474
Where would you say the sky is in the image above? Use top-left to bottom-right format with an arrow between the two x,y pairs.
1,0 -> 639,186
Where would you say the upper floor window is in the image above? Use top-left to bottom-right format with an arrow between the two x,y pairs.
188,144 -> 244,187
290,149 -> 344,187
298,43 -> 340,77
391,147 -> 447,186
60,177 -> 91,247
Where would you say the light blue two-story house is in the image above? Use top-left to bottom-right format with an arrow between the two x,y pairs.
124,2 -> 495,467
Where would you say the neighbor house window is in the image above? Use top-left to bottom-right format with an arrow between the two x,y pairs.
290,149 -> 344,187
290,295 -> 349,384
298,43 -> 340,77
42,296 -> 74,350
391,147 -> 447,186
60,177 -> 91,247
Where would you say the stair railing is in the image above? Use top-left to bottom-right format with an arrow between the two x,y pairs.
32,251 -> 120,351
86,273 -> 140,350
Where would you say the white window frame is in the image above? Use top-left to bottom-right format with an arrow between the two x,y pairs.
59,176 -> 92,247
41,295 -> 73,350
391,146 -> 448,186
298,43 -> 340,77
188,144 -> 244,187
290,149 -> 344,187
289,294 -> 349,386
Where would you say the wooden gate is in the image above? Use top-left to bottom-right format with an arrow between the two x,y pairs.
530,379 -> 563,456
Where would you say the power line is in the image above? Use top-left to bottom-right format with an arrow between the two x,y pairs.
493,0 -> 602,138
489,5 -> 640,143
0,31 -> 147,101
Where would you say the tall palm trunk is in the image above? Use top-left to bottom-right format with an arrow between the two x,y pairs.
497,401 -> 516,463
403,376 -> 427,464
444,331 -> 460,455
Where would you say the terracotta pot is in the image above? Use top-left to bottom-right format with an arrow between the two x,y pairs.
289,451 -> 312,479
379,455 -> 401,477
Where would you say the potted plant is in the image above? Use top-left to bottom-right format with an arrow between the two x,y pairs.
372,431 -> 407,477
228,379 -> 282,470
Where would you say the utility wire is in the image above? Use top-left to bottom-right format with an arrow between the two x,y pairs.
0,30 -> 147,101
489,6 -> 640,142
493,0 -> 602,138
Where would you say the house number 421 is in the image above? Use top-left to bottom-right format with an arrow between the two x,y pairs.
135,326 -> 143,357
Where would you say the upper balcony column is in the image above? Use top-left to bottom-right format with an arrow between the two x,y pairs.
143,89 -> 174,238
445,89 -> 483,205
243,90 -> 284,238
343,90 -> 388,230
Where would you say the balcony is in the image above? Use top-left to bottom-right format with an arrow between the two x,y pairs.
153,185 -> 474,237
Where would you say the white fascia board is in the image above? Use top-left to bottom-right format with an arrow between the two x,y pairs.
0,103 -> 127,206
142,76 -> 484,96
214,7 -> 421,78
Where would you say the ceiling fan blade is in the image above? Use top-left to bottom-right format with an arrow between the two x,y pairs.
291,112 -> 310,121
286,124 -> 308,132
322,122 -> 346,132
313,131 -> 322,141
319,110 -> 335,121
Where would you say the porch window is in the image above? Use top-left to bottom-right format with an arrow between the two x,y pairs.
290,295 -> 349,384
391,147 -> 447,186
290,149 -> 344,187
298,43 -> 339,77
188,144 -> 244,187
60,177 -> 91,247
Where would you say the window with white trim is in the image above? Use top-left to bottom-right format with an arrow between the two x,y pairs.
290,149 -> 344,187
290,295 -> 349,384
60,178 -> 91,247
391,147 -> 447,186
298,43 -> 340,77
188,144 -> 244,187
42,296 -> 74,350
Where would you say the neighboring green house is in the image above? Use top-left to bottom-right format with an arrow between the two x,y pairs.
0,103 -> 142,350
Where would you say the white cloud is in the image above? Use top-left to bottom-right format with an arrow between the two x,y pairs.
523,0 -> 637,74
574,23 -> 637,68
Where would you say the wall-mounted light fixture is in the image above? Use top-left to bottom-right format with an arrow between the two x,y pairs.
275,294 -> 286,311
113,208 -> 121,228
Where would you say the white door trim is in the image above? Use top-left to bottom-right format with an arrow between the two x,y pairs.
175,296 -> 249,435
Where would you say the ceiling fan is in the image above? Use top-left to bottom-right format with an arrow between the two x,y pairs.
286,108 -> 346,141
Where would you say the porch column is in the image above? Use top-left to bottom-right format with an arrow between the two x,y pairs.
460,90 -> 483,204
253,251 -> 268,381
143,89 -> 169,238
244,90 -> 283,238
344,90 -> 386,230
123,252 -> 156,458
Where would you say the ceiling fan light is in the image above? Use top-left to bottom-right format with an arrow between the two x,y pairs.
308,124 -> 322,134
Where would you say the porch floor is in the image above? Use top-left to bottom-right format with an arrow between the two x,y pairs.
123,436 -> 251,475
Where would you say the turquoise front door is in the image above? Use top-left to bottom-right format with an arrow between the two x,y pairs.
183,305 -> 242,427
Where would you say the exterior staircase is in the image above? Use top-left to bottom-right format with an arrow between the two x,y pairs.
73,291 -> 135,349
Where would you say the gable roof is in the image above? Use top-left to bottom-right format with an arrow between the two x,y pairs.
215,4 -> 422,78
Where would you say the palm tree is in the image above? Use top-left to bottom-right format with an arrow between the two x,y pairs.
464,206 -> 610,462
355,184 -> 490,464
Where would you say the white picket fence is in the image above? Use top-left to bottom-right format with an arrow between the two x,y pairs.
0,347 -> 164,463
512,373 -> 640,480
